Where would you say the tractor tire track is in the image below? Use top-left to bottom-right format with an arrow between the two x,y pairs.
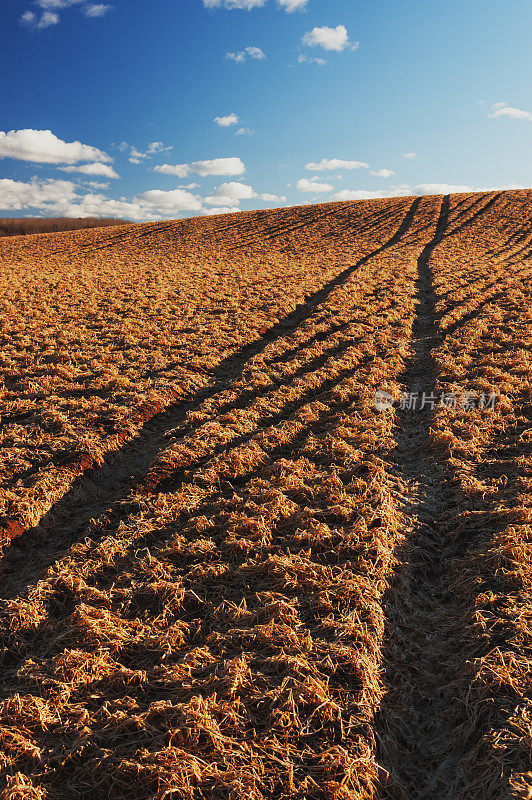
371,195 -> 479,798
0,196 -> 421,600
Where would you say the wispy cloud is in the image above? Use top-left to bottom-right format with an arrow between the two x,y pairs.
488,102 -> 532,122
120,141 -> 172,164
370,168 -> 395,178
402,152 -> 417,159
305,158 -> 369,171
59,162 -> 120,178
84,4 -> 112,17
298,54 -> 326,66
277,0 -> 309,11
20,0 -> 112,29
204,0 -> 266,8
329,182 -> 515,202
20,9 -> 59,28
226,46 -> 266,63
204,0 -> 308,10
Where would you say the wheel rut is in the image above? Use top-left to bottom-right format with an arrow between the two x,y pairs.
373,195 -> 474,798
0,197 -> 421,601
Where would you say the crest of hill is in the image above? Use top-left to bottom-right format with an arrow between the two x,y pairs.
1,190 -> 531,264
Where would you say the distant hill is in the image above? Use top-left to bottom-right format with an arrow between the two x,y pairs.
0,216 -> 129,237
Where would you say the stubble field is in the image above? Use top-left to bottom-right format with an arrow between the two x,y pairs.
0,190 -> 531,799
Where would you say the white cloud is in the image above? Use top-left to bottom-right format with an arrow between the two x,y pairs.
154,164 -> 190,178
413,183 -> 476,195
201,206 -> 241,215
20,10 -> 59,28
0,129 -> 111,164
59,162 -> 120,178
214,113 -> 240,127
178,183 -> 200,189
205,0 -> 308,10
235,127 -> 255,135
20,10 -> 37,24
277,0 -> 309,11
87,181 -> 109,189
37,0 -> 84,8
124,141 -> 172,163
21,0 -> 111,27
208,181 -> 255,201
297,177 -> 334,193
135,189 -> 203,213
0,178 -> 78,211
154,157 -> 245,177
329,182 -> 503,203
206,181 -> 286,206
260,192 -> 286,202
330,189 -> 398,201
306,158 -> 369,172
301,25 -> 356,52
488,102 -> 532,122
226,46 -> 266,63
402,152 -> 417,159
204,0 -> 266,8
298,54 -> 327,66
84,4 -> 112,16
0,177 -> 204,220
370,168 -> 395,178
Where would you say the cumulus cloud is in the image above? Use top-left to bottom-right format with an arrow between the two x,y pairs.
306,158 -> 369,172
0,129 -> 111,164
297,177 -> 334,193
59,162 -> 120,178
135,189 -> 203,213
226,46 -> 266,63
301,25 -> 356,52
214,114 -> 240,127
402,152 -> 417,159
0,177 -> 203,220
0,178 -> 78,211
370,168 -> 395,178
206,181 -> 286,206
154,157 -> 245,177
235,127 -> 255,136
488,102 -> 532,122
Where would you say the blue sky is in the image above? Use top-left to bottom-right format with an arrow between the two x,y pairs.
1,0 -> 531,219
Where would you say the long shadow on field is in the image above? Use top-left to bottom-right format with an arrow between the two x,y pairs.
371,195 -> 477,797
0,196 -> 421,601
373,194 -> 531,798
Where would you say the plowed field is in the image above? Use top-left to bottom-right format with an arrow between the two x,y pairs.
1,191 -> 531,799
